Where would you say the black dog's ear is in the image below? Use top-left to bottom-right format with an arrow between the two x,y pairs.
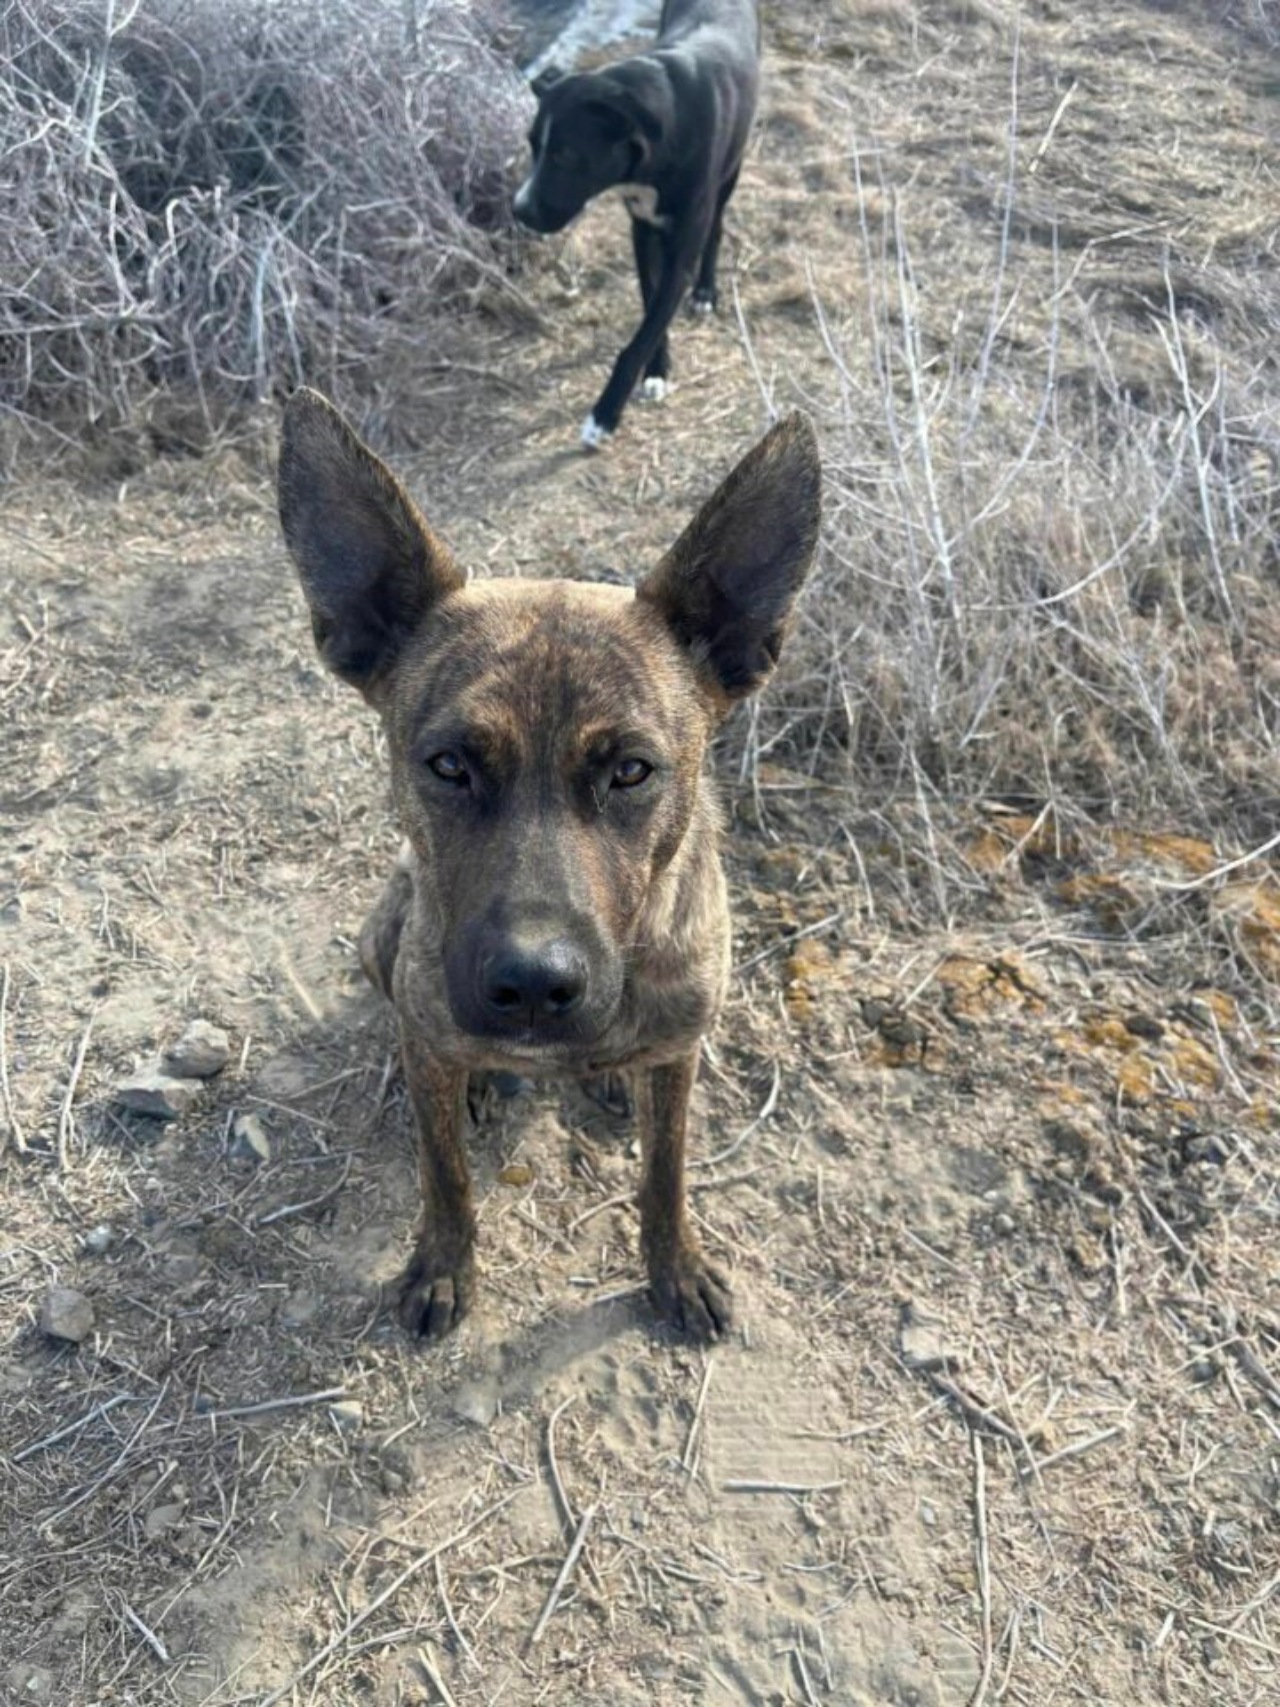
638,414 -> 822,703
278,388 -> 464,699
530,63 -> 564,99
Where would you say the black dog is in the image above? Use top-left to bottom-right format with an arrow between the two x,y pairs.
514,0 -> 760,450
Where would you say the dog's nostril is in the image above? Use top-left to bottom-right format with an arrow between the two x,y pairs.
545,980 -> 583,1015
489,983 -> 523,1011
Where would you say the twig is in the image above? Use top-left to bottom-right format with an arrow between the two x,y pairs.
681,1353 -> 716,1473
57,1016 -> 94,1170
1027,81 -> 1077,175
205,1387 -> 348,1421
736,911 -> 844,976
793,1644 -> 821,1707
545,1396 -> 578,1531
124,1601 -> 170,1665
1020,1424 -> 1127,1479
528,1503 -> 596,1646
1151,826 -> 1280,892
722,1479 -> 843,1496
698,1060 -> 781,1169
13,1392 -> 139,1464
434,1555 -> 477,1668
970,1435 -> 994,1707
928,1374 -> 1022,1445
415,1644 -> 459,1707
0,962 -> 25,1152
260,1489 -> 521,1706
255,1156 -> 353,1227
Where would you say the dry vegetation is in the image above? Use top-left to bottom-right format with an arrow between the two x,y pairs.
0,0 -> 532,472
2,2 -> 1279,1705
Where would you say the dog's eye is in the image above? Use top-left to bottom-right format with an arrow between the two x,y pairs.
612,758 -> 652,789
427,751 -> 468,784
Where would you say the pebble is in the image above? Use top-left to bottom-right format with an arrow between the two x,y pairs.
451,1380 -> 499,1428
229,1111 -> 271,1164
162,1019 -> 231,1079
83,1223 -> 115,1255
39,1286 -> 95,1344
115,1069 -> 203,1120
328,1400 -> 364,1432
899,1301 -> 957,1372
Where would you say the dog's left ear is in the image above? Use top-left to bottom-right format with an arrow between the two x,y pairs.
278,388 -> 464,699
638,413 -> 822,701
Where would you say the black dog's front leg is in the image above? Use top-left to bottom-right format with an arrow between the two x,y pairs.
583,215 -> 709,449
631,219 -> 671,391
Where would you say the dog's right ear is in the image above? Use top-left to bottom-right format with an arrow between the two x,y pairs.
278,388 -> 464,698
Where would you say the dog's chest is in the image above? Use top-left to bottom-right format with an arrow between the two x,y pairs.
619,183 -> 668,228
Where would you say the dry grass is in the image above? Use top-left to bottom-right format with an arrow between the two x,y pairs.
0,0 -> 533,473
732,4 -> 1280,870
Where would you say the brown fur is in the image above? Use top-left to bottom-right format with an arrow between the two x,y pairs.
278,390 -> 821,1340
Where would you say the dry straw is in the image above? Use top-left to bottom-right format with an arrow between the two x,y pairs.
0,0 -> 534,470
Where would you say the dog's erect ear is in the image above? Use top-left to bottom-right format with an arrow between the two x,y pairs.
638,413 -> 822,702
530,63 -> 564,99
278,388 -> 464,697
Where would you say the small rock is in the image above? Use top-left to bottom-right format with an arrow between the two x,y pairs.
328,1400 -> 363,1432
39,1286 -> 95,1344
83,1223 -> 115,1255
899,1301 -> 957,1373
143,1502 -> 185,1539
498,1162 -> 534,1188
1124,1011 -> 1164,1042
451,1380 -> 499,1428
920,1500 -> 938,1527
228,1111 -> 270,1164
116,1068 -> 203,1120
7,1664 -> 53,1701
162,1020 -> 231,1080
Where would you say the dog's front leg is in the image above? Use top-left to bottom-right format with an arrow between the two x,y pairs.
635,1051 -> 733,1340
584,217 -> 710,447
397,1029 -> 476,1339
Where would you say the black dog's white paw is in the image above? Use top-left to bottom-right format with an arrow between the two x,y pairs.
690,292 -> 716,316
639,377 -> 668,403
581,413 -> 612,451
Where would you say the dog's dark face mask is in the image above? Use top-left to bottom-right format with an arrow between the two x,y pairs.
513,80 -> 647,234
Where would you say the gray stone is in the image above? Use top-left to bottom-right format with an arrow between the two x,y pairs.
328,1400 -> 364,1432
116,1068 -> 203,1120
899,1301 -> 957,1373
39,1286 -> 95,1344
162,1019 -> 231,1079
83,1223 -> 115,1255
229,1111 -> 270,1164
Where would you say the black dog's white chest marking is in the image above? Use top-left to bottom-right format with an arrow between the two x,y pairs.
620,184 -> 667,227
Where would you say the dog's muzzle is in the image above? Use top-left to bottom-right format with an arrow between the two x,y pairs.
447,911 -> 621,1051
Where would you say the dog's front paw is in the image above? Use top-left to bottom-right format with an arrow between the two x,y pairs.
639,376 -> 668,403
581,413 -> 612,452
398,1245 -> 476,1340
690,289 -> 716,316
650,1247 -> 733,1341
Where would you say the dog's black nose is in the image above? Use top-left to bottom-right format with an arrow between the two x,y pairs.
480,938 -> 589,1025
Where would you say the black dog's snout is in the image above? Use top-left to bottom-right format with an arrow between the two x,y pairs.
480,938 -> 590,1025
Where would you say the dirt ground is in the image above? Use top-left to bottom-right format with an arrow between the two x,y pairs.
3,3 -> 1279,1704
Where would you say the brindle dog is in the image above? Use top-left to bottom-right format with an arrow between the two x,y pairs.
277,389 -> 821,1340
